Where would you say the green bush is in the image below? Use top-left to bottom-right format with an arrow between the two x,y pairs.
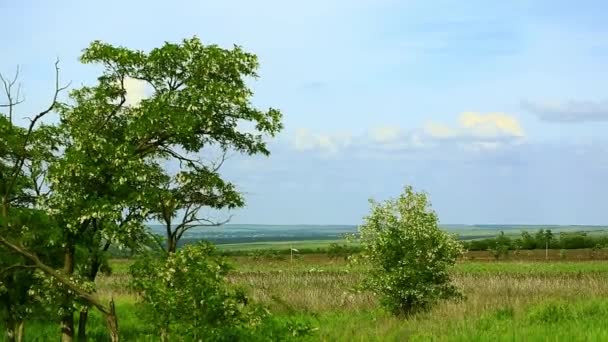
130,242 -> 313,341
327,243 -> 359,260
357,186 -> 464,316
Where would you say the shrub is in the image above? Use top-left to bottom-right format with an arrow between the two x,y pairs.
357,186 -> 464,316
130,242 -> 313,341
327,243 -> 358,260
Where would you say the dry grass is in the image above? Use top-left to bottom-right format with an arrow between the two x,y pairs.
91,255 -> 608,340
226,270 -> 608,316
100,255 -> 608,314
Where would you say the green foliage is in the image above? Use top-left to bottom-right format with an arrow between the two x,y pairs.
520,231 -> 537,249
464,230 -> 608,252
130,242 -> 312,341
327,243 -> 359,260
357,186 -> 464,316
2,35 -> 285,340
487,231 -> 512,259
0,107 -> 64,337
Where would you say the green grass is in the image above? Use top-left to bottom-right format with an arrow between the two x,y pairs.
107,256 -> 608,275
9,255 -> 608,341
303,299 -> 608,341
7,301 -> 154,342
16,299 -> 608,341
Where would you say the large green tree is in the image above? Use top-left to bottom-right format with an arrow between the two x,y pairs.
0,37 -> 282,342
1,66 -> 65,342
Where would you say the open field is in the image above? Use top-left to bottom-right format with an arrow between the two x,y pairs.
13,253 -> 603,341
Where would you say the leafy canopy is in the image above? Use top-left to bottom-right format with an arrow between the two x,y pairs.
45,36 -> 282,246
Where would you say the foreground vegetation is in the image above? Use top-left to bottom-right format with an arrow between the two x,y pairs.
6,254 -> 608,341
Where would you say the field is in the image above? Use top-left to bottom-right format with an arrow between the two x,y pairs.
14,249 -> 608,341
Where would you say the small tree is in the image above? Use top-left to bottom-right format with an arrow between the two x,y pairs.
358,186 -> 464,316
535,229 -> 546,249
544,229 -> 553,260
489,231 -> 511,260
130,242 -> 312,341
520,231 -> 536,250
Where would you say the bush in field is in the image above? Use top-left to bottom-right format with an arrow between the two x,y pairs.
130,242 -> 312,341
488,231 -> 511,259
358,186 -> 464,316
327,243 -> 358,260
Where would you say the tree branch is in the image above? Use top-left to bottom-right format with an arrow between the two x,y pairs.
175,211 -> 232,243
159,146 -> 203,168
148,232 -> 166,253
0,65 -> 24,127
0,263 -> 37,275
0,236 -> 113,316
4,60 -> 70,199
99,73 -> 127,130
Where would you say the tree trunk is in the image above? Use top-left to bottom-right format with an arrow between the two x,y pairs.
160,328 -> 169,342
5,317 -> 16,342
77,307 -> 89,342
545,241 -> 548,260
0,237 -> 119,341
167,235 -> 177,254
78,250 -> 104,341
15,320 -> 24,342
61,312 -> 75,342
105,299 -> 119,342
61,244 -> 76,342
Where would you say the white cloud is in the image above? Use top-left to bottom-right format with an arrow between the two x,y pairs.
369,126 -> 403,144
425,112 -> 525,140
521,99 -> 608,123
123,77 -> 148,106
291,112 -> 524,158
293,128 -> 353,154
424,122 -> 456,139
460,112 -> 524,138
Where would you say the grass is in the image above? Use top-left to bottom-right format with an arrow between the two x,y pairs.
303,300 -> 608,341
7,252 -> 608,341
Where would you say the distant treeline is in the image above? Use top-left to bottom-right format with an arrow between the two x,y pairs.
105,230 -> 608,258
463,229 -> 608,251
218,243 -> 362,259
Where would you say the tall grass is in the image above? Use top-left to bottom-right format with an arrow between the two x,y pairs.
8,256 -> 608,341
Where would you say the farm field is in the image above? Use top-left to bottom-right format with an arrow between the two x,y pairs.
14,250 -> 608,341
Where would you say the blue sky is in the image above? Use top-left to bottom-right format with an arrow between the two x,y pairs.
2,0 -> 608,225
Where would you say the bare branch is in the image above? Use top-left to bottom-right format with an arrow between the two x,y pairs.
175,211 -> 232,243
4,59 -> 70,198
160,145 -> 203,168
0,65 -> 25,126
211,148 -> 228,172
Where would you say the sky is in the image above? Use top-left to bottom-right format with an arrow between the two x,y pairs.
2,0 -> 608,225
